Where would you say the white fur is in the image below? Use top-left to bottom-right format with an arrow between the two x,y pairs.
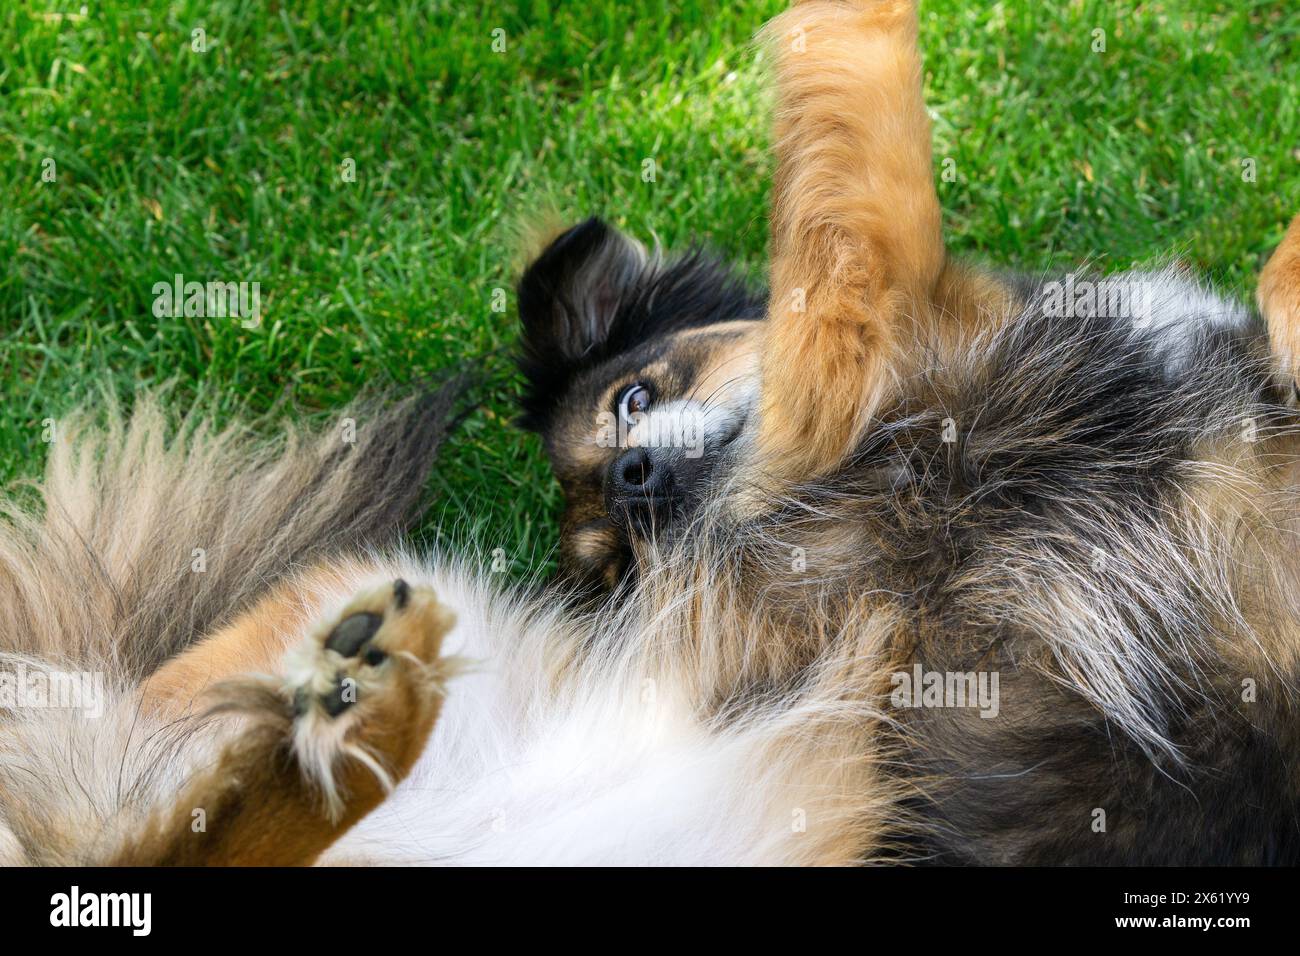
278,558 -> 871,866
1107,266 -> 1253,371
626,398 -> 746,460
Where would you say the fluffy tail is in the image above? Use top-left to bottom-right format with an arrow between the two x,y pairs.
0,381 -> 466,680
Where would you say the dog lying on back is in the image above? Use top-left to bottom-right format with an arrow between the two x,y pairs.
519,221 -> 1300,600
5,0 -> 1300,865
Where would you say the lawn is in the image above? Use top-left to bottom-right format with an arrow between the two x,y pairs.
2,0 -> 1298,577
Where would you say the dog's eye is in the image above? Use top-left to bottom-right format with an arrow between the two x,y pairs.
617,383 -> 652,424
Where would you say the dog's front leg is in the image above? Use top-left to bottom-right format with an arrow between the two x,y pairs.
756,0 -> 944,484
1259,213 -> 1300,398
111,579 -> 454,866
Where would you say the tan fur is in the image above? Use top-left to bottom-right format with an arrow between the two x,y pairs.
757,0 -> 945,484
140,561 -> 366,718
1258,213 -> 1300,388
1210,427 -> 1300,678
930,259 -> 1019,349
115,581 -> 454,866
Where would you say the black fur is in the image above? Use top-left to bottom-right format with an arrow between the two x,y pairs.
787,286 -> 1300,864
516,217 -> 765,432
517,220 -> 1300,862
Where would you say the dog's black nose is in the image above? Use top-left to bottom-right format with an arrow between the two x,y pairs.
607,447 -> 673,526
610,447 -> 663,497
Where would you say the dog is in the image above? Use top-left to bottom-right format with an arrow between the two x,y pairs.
5,0 -> 1300,865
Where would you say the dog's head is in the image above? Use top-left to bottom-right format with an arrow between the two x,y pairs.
517,218 -> 765,592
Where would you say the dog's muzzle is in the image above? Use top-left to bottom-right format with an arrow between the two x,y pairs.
605,446 -> 677,534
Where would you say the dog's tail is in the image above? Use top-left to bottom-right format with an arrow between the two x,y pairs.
0,380 -> 467,680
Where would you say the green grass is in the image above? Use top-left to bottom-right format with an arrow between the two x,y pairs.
2,0 -> 1298,576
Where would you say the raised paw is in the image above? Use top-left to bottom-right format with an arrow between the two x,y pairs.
288,578 -> 454,722
113,577 -> 457,865
280,578 -> 456,821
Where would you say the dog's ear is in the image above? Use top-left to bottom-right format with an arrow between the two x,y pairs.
516,217 -> 648,429
518,217 -> 647,364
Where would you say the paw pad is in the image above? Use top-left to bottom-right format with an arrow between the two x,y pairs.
325,612 -> 383,657
294,579 -> 422,718
277,577 -> 455,823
